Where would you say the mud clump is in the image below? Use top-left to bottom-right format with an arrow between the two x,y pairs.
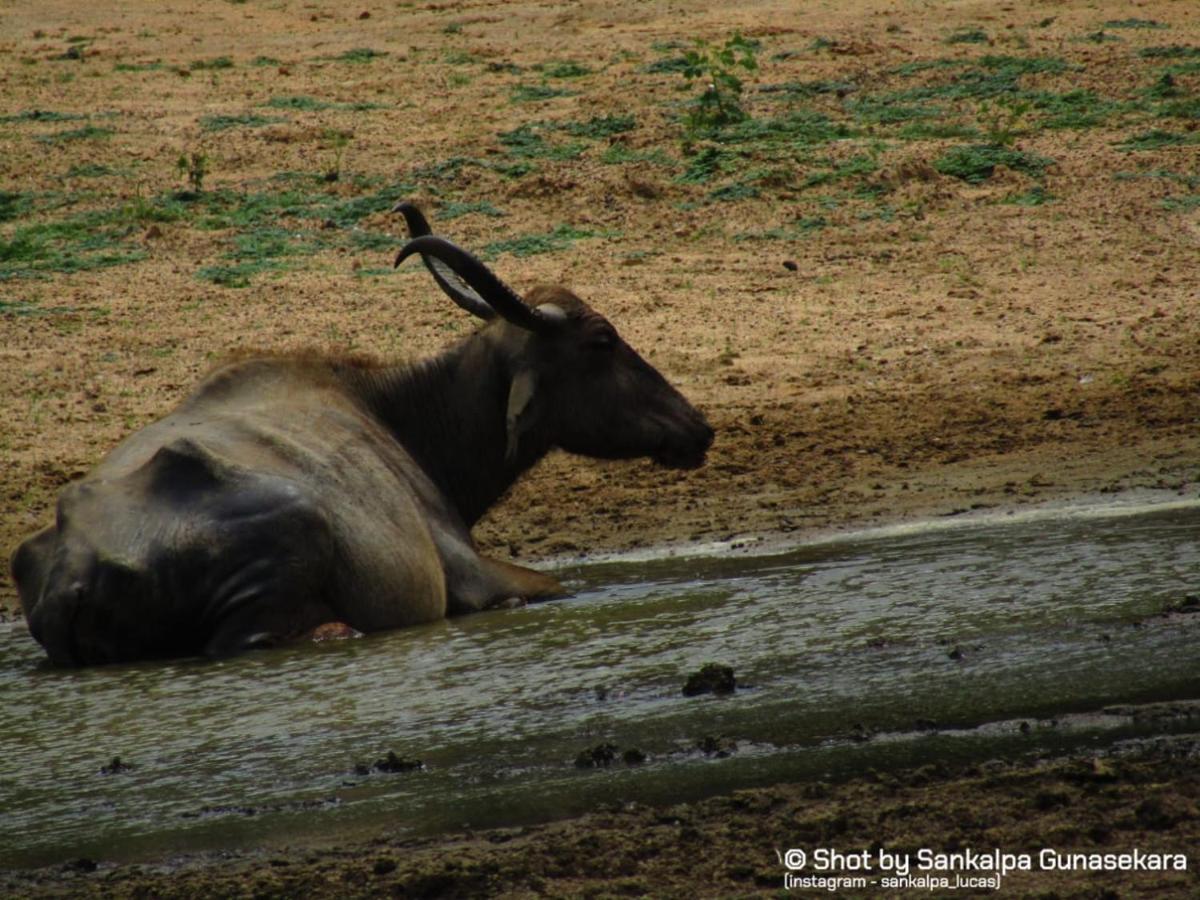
574,743 -> 648,768
697,735 -> 737,758
574,743 -> 619,768
682,663 -> 736,696
1164,595 -> 1200,615
99,756 -> 131,775
360,751 -> 424,774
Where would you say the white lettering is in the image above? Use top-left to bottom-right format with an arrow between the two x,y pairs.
812,847 -> 871,871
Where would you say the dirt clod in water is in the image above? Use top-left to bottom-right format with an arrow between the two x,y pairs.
574,743 -> 619,768
370,752 -> 423,774
682,663 -> 736,696
98,757 -> 131,776
697,735 -> 738,758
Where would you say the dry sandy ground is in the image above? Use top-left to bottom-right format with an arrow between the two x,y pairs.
1,0 -> 1198,894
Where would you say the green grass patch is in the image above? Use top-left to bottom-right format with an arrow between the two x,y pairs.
1114,129 -> 1200,151
1002,186 -> 1054,206
802,154 -> 880,189
410,156 -> 481,181
706,182 -> 760,202
898,121 -> 981,140
559,114 -> 636,139
642,56 -> 691,75
1137,46 -> 1195,60
36,125 -> 113,144
262,96 -> 384,113
491,161 -> 536,179
1143,72 -> 1183,99
677,146 -> 737,184
717,111 -> 855,147
1161,195 -> 1200,212
498,124 -> 586,160
933,144 -> 1053,183
481,224 -> 602,259
191,56 -> 234,70
945,28 -> 988,44
346,231 -> 399,252
539,61 -> 592,78
848,97 -> 943,125
0,192 -> 36,223
759,79 -> 858,100
227,226 -> 320,261
888,55 -> 1071,102
1138,46 -> 1200,59
333,48 -> 387,63
600,144 -> 676,166
1079,30 -> 1123,44
196,261 -> 284,288
199,113 -> 285,132
114,60 -> 164,72
1104,19 -> 1168,30
0,109 -> 85,123
1113,169 -> 1200,190
0,213 -> 147,280
438,201 -> 505,219
733,217 -> 827,241
0,298 -> 76,317
1028,89 -> 1125,129
1157,98 -> 1200,119
264,95 -> 332,111
251,55 -> 281,67
509,84 -> 579,103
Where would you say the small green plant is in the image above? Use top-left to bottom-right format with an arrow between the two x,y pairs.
680,34 -> 759,135
945,27 -> 988,45
978,99 -> 1031,145
323,129 -> 351,182
176,152 -> 209,194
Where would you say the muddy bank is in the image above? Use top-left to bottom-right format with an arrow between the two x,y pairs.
5,735 -> 1200,898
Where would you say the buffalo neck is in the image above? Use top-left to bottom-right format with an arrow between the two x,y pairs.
350,333 -> 549,528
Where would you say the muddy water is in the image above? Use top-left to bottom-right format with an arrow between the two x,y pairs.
2,498 -> 1198,868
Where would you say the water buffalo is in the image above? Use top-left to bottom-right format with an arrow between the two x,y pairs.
10,204 -> 713,666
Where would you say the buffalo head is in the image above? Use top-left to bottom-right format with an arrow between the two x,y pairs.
393,204 -> 714,472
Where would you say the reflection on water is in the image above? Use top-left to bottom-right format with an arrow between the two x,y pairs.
1,500 -> 1198,866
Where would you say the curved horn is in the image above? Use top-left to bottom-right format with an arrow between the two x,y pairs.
391,202 -> 495,321
394,235 -> 562,333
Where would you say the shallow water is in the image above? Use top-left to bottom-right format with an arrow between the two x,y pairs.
2,499 -> 1199,867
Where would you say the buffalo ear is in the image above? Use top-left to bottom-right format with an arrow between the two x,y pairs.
505,369 -> 537,464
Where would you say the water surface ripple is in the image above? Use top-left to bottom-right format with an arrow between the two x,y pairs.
2,501 -> 1198,866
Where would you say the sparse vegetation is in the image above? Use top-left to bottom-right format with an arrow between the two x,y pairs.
934,144 -> 1053,183
176,152 -> 209,195
945,27 -> 988,45
678,34 -> 759,134
199,113 -> 284,132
